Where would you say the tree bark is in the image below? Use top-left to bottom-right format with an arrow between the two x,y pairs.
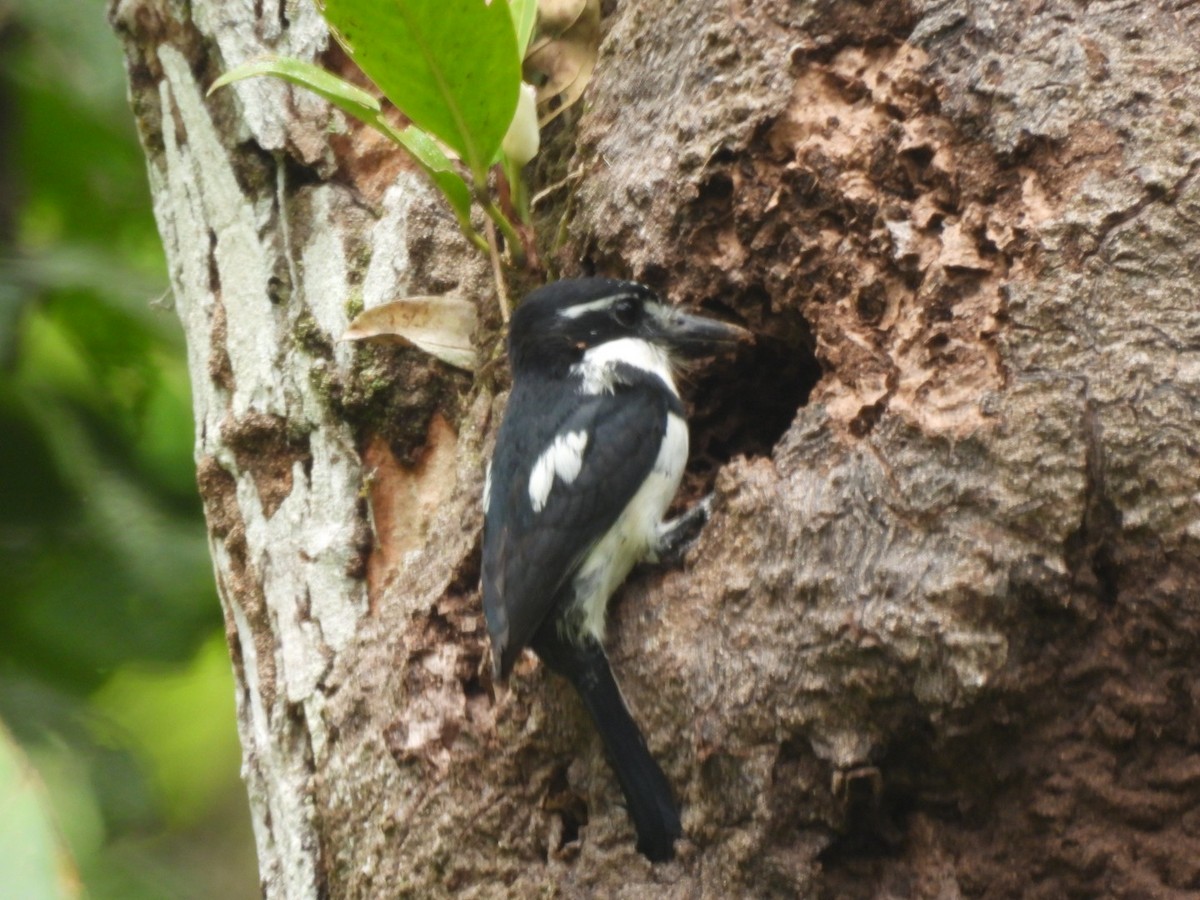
111,0 -> 1200,897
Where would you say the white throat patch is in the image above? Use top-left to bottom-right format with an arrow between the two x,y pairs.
571,338 -> 679,397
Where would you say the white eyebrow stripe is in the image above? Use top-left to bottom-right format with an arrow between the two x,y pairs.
571,337 -> 679,397
528,430 -> 589,512
556,292 -> 644,319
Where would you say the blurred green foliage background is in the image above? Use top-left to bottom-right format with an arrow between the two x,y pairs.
0,0 -> 258,896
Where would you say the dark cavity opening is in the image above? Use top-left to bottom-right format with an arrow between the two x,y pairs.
545,763 -> 589,858
684,297 -> 820,486
817,712 -> 1005,886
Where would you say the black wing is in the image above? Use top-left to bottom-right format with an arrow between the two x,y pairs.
482,377 -> 672,677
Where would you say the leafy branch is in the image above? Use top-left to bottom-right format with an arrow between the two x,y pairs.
210,0 -> 543,288
209,0 -> 600,350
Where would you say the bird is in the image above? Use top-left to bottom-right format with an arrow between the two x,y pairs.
481,277 -> 749,861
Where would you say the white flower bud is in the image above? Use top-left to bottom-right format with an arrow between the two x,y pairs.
502,82 -> 540,166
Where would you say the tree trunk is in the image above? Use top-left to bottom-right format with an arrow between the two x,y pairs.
111,0 -> 1200,897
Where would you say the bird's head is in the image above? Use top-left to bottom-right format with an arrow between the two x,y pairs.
508,278 -> 750,378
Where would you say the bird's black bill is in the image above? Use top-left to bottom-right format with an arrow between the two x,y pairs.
653,307 -> 752,358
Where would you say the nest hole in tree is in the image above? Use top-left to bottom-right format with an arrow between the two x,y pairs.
682,296 -> 820,491
817,713 -> 996,884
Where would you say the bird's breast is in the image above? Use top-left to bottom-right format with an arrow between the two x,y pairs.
566,411 -> 689,643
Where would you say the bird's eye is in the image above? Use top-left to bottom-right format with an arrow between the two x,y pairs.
611,297 -> 640,328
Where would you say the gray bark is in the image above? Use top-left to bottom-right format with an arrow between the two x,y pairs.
112,0 -> 1200,897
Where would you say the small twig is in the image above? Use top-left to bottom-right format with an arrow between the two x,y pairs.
481,197 -> 526,269
463,222 -> 491,255
531,165 -> 584,210
550,184 -> 576,262
485,218 -> 510,322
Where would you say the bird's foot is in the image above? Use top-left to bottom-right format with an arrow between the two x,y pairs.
653,494 -> 714,566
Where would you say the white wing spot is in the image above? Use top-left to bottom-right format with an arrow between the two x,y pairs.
482,460 -> 492,515
528,430 -> 589,513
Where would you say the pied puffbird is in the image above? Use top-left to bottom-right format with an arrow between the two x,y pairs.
481,277 -> 748,861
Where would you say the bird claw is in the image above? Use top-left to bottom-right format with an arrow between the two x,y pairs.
654,494 -> 715,565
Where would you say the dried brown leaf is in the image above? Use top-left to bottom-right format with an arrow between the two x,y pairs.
536,0 -> 590,32
342,296 -> 477,371
526,0 -> 600,125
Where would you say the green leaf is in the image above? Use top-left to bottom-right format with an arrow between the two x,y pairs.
92,636 -> 243,827
0,722 -> 80,900
208,56 -> 382,122
383,124 -> 475,230
508,0 -> 538,57
320,0 -> 522,182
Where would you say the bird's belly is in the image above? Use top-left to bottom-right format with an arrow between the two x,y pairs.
566,412 -> 688,642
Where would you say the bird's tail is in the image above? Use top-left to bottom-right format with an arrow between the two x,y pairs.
538,632 -> 682,861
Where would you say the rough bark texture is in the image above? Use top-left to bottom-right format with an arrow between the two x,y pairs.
113,0 -> 1200,897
